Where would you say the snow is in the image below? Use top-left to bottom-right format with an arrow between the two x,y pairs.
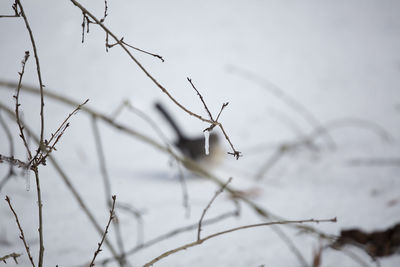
0,0 -> 400,266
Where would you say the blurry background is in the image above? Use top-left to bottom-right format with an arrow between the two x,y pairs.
0,0 -> 399,266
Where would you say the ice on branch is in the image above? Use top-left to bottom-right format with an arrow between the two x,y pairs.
204,130 -> 210,155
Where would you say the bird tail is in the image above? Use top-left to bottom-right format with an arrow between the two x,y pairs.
155,102 -> 185,140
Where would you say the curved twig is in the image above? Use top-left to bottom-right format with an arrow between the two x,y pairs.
143,218 -> 336,267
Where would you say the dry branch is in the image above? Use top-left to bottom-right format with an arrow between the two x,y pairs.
89,195 -> 117,267
0,0 -> 20,18
187,78 -> 241,159
0,112 -> 16,190
97,209 -> 240,265
0,154 -> 29,169
5,196 -> 36,267
197,177 -> 232,240
13,2 -> 48,264
69,0 -> 239,158
34,99 -> 88,169
111,99 -> 191,216
0,252 -> 22,264
348,157 -> 400,166
143,218 -> 337,267
15,0 -> 46,161
0,103 -> 123,266
91,117 -> 127,265
106,37 -> 164,62
0,83 -> 336,252
14,50 -> 32,160
227,65 -> 335,149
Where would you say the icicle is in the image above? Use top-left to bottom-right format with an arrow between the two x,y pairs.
204,130 -> 210,155
24,168 -> 30,191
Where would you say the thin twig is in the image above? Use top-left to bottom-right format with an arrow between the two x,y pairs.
5,196 -> 36,267
176,161 -> 190,218
0,83 -> 335,241
255,145 -> 286,180
270,225 -> 308,267
91,116 -> 127,265
37,99 -> 89,165
116,202 -> 144,246
31,168 -> 44,267
187,78 -> 241,158
267,107 -> 307,141
187,77 -> 214,121
69,0 -> 239,158
14,50 -> 32,160
97,209 -> 240,265
0,1 -> 20,18
0,112 -> 16,190
143,217 -> 337,267
197,177 -> 232,240
227,65 -> 335,149
0,154 -> 29,169
0,103 -> 123,266
307,118 -> 393,144
348,157 -> 400,166
89,195 -> 117,267
100,0 -> 108,23
107,37 -> 164,62
14,3 -> 46,264
0,252 -> 22,264
0,14 -> 19,18
215,102 -> 229,122
111,99 -> 191,216
16,0 -> 46,163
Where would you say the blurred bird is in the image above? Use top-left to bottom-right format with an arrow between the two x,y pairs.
155,102 -> 223,166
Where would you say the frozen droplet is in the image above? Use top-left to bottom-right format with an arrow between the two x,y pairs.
24,168 -> 30,191
204,130 -> 210,155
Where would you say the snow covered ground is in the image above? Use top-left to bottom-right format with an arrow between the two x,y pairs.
1,0 -> 400,266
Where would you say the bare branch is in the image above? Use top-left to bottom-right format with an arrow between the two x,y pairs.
91,116 -> 127,265
0,154 -> 29,169
5,196 -> 36,267
187,77 -> 214,121
69,0 -> 239,158
107,37 -> 164,62
100,0 -> 108,23
111,99 -> 191,216
198,177 -> 232,240
348,157 -> 400,166
14,50 -> 32,160
89,195 -> 117,267
0,112 -> 16,190
97,209 -> 240,265
0,14 -> 19,18
0,252 -> 22,264
13,5 -> 48,264
0,84 -> 335,241
187,78 -> 241,158
270,225 -> 308,267
116,202 -> 144,246
227,65 -> 335,149
215,102 -> 229,122
15,0 -> 46,164
0,0 -> 20,18
37,99 -> 89,166
31,168 -> 44,267
176,162 -> 190,218
143,217 -> 337,267
0,103 -> 122,266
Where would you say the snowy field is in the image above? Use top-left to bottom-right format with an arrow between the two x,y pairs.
1,0 -> 400,266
